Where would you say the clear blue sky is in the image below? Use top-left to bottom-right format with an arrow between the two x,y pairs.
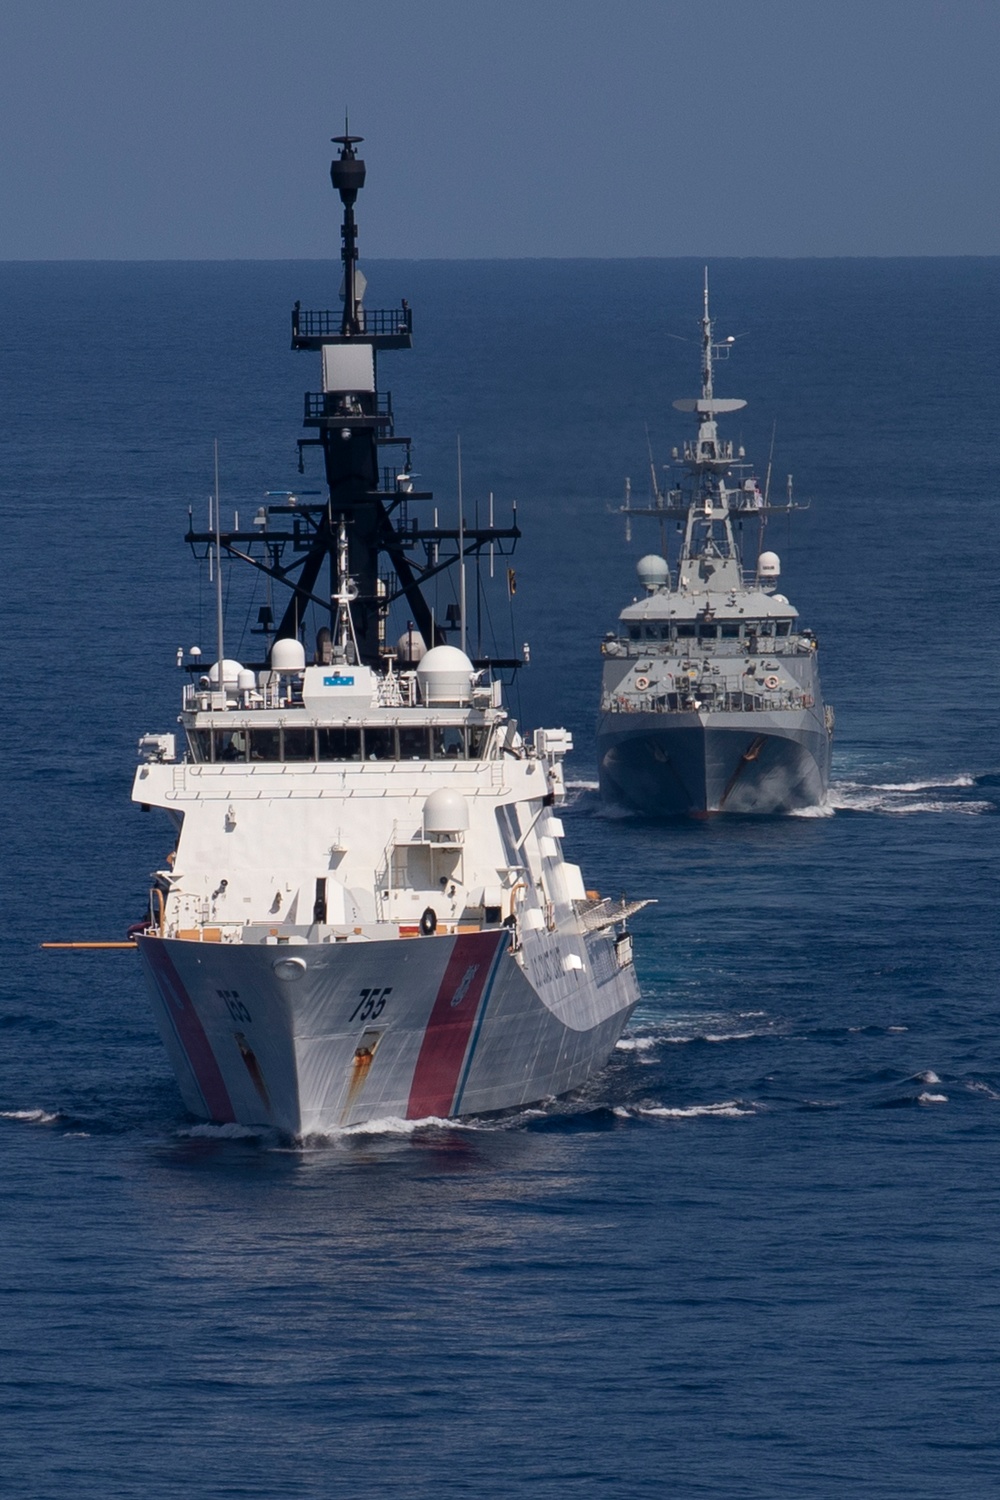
1,0 -> 998,258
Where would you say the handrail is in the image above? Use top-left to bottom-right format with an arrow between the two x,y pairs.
602,688 -> 817,714
293,306 -> 412,340
303,391 -> 393,423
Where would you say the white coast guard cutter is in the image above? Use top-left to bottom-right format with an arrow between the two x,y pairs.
129,135 -> 643,1134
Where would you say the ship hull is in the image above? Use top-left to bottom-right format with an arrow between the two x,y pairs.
597,709 -> 831,816
137,927 -> 638,1136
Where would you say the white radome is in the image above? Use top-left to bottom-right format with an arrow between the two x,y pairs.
271,638 -> 306,672
208,659 -> 246,687
423,787 -> 470,835
416,645 -> 476,705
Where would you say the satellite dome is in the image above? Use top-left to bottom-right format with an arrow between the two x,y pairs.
208,658 -> 245,687
236,669 -> 257,694
423,788 -> 469,836
271,638 -> 306,672
396,627 -> 428,666
636,554 -> 670,592
758,551 -> 781,578
416,645 -> 475,705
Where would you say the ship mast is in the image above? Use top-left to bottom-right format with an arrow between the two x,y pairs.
332,126 -> 365,338
332,516 -> 361,664
700,267 -> 714,403
185,132 -> 521,672
676,270 -> 743,577
615,273 -> 808,597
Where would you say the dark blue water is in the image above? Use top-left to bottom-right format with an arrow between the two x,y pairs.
2,258 -> 998,1499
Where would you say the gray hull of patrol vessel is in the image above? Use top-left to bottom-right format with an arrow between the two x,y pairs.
597,273 -> 833,817
598,711 -> 831,816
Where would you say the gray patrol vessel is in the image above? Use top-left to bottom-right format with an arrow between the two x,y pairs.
597,276 -> 833,816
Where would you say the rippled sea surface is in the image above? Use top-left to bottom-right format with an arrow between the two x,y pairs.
2,258 -> 998,1498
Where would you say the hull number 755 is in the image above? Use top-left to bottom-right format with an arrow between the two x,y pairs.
350,987 -> 391,1023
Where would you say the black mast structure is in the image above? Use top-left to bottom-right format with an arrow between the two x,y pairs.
186,131 -> 520,671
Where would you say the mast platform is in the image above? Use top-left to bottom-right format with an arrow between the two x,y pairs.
292,305 -> 413,351
303,391 -> 395,429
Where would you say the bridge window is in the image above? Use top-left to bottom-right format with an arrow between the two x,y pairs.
364,727 -> 396,760
698,624 -> 719,639
628,626 -> 641,641
187,722 -> 488,765
317,728 -> 362,760
249,728 -> 281,761
216,730 -> 249,762
432,726 -> 467,759
776,621 -> 792,637
720,622 -> 741,639
282,728 -> 315,761
398,726 -> 430,759
186,730 -> 210,761
677,622 -> 696,638
468,725 -> 491,758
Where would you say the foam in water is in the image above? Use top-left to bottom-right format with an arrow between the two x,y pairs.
917,1092 -> 948,1105
573,770 -> 991,820
826,772 -> 992,817
561,780 -> 600,811
663,1030 -> 758,1044
289,1115 -> 484,1146
0,1108 -> 59,1125
874,776 -> 974,791
596,800 -> 640,821
177,1118 -> 476,1146
335,1114 -> 472,1136
179,1122 -> 270,1141
640,1006 -> 779,1045
637,1100 -> 755,1120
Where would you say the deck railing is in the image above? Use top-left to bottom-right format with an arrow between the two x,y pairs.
303,390 -> 393,424
602,687 -> 818,715
292,306 -> 412,340
602,638 -> 816,658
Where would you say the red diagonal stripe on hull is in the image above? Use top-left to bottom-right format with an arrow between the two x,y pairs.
142,941 -> 235,1122
406,934 -> 501,1119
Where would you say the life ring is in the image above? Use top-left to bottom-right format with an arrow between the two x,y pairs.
764,674 -> 780,690
419,906 -> 437,936
634,675 -> 650,691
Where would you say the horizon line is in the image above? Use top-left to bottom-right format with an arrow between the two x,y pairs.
2,252 -> 1000,266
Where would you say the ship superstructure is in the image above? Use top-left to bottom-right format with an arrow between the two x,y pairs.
597,276 -> 833,816
131,136 -> 643,1134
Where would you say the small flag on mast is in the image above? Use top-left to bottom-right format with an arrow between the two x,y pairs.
506,568 -> 516,597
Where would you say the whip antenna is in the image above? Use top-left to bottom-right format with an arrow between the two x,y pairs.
213,439 -> 225,684
457,435 -> 467,657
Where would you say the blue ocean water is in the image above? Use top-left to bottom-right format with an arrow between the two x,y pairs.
2,257 -> 998,1499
